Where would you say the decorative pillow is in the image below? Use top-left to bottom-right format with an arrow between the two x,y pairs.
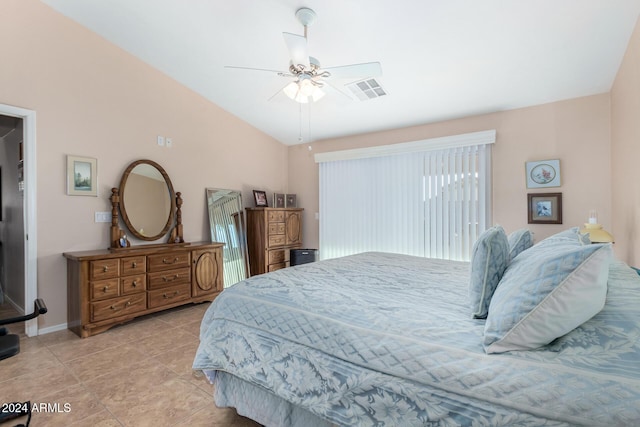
469,225 -> 510,319
538,227 -> 590,246
483,242 -> 612,354
507,228 -> 533,260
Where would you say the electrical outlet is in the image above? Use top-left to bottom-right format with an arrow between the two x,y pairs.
166,137 -> 173,148
95,211 -> 112,223
157,135 -> 165,146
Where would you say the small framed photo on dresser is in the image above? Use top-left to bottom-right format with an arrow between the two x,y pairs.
253,190 -> 268,207
274,193 -> 285,208
285,194 -> 297,208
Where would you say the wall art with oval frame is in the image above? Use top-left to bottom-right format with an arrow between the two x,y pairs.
525,159 -> 561,189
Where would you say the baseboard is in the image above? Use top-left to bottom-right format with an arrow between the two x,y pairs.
37,323 -> 68,336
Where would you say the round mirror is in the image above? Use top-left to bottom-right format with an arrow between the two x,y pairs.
119,159 -> 175,241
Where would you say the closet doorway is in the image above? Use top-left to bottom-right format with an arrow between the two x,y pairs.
0,104 -> 37,336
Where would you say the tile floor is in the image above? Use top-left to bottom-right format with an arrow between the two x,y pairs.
0,302 -> 261,426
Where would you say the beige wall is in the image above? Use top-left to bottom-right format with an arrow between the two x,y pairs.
611,16 -> 640,267
290,94 -> 612,254
2,0 -> 288,330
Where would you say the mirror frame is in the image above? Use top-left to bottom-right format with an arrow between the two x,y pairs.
110,159 -> 184,249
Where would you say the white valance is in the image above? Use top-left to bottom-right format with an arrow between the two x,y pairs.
314,129 -> 496,163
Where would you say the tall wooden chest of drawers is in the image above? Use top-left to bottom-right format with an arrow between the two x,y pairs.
64,242 -> 223,337
246,208 -> 303,275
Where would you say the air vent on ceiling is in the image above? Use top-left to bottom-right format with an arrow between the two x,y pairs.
346,78 -> 387,101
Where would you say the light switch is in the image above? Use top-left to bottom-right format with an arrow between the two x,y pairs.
95,211 -> 112,223
157,136 -> 165,146
166,138 -> 173,148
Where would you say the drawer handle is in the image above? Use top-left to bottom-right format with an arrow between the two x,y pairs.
162,257 -> 180,264
162,290 -> 180,299
110,301 -> 133,311
132,262 -> 137,268
131,280 -> 138,287
103,266 -> 109,272
102,285 -> 109,292
162,274 -> 180,282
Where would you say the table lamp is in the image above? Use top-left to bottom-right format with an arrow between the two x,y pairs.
580,210 -> 614,243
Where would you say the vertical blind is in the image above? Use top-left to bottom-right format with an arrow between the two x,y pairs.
318,132 -> 493,262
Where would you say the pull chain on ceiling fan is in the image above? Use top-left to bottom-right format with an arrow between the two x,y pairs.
225,7 -> 382,104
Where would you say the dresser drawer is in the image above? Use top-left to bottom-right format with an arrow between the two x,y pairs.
90,278 -> 120,301
268,222 -> 285,235
268,262 -> 286,272
148,252 -> 191,271
121,274 -> 146,294
121,256 -> 146,275
147,283 -> 191,309
268,249 -> 286,264
91,294 -> 146,322
268,235 -> 286,247
89,259 -> 119,280
148,267 -> 191,290
268,210 -> 285,222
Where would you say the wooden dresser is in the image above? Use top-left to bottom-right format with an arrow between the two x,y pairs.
246,208 -> 303,275
63,242 -> 223,337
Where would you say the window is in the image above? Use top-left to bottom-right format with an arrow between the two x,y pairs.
316,130 -> 494,261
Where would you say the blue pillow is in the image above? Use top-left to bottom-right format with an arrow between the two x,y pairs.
507,229 -> 533,260
538,227 -> 590,246
484,242 -> 611,354
469,225 -> 509,319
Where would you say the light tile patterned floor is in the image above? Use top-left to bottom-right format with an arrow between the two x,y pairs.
0,302 -> 261,426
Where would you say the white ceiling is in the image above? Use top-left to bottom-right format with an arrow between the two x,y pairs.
42,0 -> 640,146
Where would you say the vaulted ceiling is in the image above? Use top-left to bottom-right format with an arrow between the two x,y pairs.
42,0 -> 640,145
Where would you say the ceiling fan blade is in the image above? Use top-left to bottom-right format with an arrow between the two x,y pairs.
324,62 -> 382,79
224,65 -> 284,74
283,32 -> 310,69
322,81 -> 354,105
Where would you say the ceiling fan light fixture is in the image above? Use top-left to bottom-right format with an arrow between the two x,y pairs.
283,78 -> 325,103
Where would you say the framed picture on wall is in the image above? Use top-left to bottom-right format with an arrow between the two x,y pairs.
528,192 -> 562,224
525,159 -> 561,188
66,155 -> 97,196
253,190 -> 268,207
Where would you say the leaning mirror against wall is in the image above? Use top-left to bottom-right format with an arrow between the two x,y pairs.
206,188 -> 248,287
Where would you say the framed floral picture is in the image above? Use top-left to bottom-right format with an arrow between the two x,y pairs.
525,159 -> 561,188
273,193 -> 285,208
528,192 -> 562,224
285,194 -> 297,208
66,155 -> 97,196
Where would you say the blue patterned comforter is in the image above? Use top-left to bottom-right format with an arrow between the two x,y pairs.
193,252 -> 640,426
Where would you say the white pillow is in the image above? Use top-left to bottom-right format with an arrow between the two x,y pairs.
483,242 -> 611,354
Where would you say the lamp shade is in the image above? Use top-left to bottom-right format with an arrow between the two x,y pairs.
282,78 -> 325,104
580,223 -> 614,243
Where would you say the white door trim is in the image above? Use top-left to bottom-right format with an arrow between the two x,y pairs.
0,103 -> 37,337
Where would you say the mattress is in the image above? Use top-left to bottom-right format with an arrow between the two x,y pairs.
193,252 -> 640,426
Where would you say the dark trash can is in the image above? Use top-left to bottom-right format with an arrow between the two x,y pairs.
290,249 -> 318,266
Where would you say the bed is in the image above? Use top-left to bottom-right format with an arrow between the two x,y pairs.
193,228 -> 640,426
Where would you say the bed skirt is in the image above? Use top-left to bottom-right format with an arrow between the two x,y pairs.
213,370 -> 333,427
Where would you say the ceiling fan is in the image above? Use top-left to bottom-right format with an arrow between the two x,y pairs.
225,7 -> 382,103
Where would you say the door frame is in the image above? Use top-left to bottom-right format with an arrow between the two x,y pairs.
0,103 -> 37,336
